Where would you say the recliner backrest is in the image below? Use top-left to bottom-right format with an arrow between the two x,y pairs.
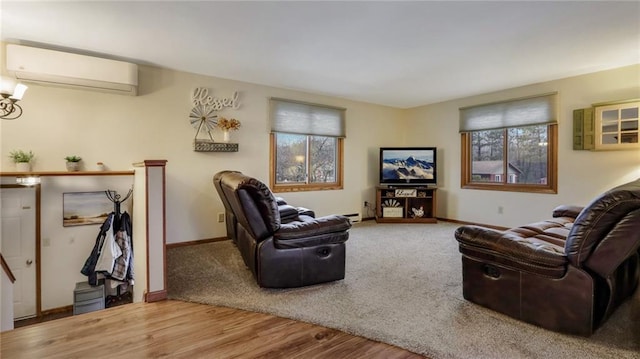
565,179 -> 640,270
218,171 -> 281,241
214,170 -> 241,240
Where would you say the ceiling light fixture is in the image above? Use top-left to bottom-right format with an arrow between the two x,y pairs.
1,77 -> 28,120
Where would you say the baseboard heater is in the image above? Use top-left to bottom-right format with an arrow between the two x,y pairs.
343,213 -> 362,223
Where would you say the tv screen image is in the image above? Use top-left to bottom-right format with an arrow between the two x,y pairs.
379,147 -> 437,186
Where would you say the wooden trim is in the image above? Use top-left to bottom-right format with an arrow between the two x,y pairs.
548,124 -> 559,193
35,184 -> 42,317
41,305 -> 72,317
270,134 -> 344,193
0,171 -> 134,177
1,254 -> 16,283
0,184 -> 42,316
269,133 -> 276,188
166,237 -> 228,249
460,125 -> 558,194
144,167 -> 151,302
161,165 -> 167,295
143,160 -> 169,167
141,160 -> 168,303
145,290 -> 167,303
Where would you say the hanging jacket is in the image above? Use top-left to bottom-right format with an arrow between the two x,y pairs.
94,216 -> 121,274
81,213 -> 114,285
111,227 -> 130,280
121,212 -> 134,282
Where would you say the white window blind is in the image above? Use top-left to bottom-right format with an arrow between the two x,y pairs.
459,93 -> 558,132
270,98 -> 346,137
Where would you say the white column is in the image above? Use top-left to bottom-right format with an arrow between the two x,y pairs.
132,160 -> 167,302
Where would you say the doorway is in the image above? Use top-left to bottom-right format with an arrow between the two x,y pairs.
0,184 -> 41,320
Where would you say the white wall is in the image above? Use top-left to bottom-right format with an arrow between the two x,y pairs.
405,64 -> 640,227
2,40 -> 639,311
1,43 -> 404,249
1,42 -> 404,310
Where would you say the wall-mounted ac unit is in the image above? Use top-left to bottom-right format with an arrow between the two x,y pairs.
6,44 -> 138,96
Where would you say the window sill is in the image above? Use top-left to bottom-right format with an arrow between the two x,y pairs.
462,182 -> 557,194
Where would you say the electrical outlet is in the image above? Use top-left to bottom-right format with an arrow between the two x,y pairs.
498,206 -> 504,214
217,213 -> 225,223
364,201 -> 369,207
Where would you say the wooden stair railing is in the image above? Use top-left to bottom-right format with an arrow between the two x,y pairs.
1,253 -> 16,283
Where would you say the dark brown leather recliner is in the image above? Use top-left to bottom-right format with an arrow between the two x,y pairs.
214,170 -> 315,243
213,171 -> 352,288
455,178 -> 640,336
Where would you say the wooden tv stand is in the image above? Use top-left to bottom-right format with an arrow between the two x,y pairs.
375,186 -> 437,223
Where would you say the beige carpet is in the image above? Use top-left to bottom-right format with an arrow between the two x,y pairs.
167,221 -> 640,359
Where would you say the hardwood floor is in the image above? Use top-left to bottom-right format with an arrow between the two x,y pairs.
1,300 -> 426,358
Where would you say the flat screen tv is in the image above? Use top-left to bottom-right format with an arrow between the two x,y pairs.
379,147 -> 437,186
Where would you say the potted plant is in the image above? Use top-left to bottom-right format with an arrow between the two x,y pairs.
9,150 -> 35,172
65,155 -> 82,172
217,117 -> 241,142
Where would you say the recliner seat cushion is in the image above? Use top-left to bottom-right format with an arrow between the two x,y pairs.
456,217 -> 571,268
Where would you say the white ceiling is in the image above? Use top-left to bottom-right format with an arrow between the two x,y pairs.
2,1 -> 639,108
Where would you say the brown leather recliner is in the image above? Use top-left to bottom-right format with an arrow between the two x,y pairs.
213,171 -> 352,288
214,170 -> 315,243
455,178 -> 640,336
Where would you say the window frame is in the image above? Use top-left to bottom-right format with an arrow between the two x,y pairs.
269,98 -> 346,193
460,124 -> 558,194
269,133 -> 344,193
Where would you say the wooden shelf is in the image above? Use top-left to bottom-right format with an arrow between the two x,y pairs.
193,141 -> 239,152
0,170 -> 134,177
375,186 -> 437,224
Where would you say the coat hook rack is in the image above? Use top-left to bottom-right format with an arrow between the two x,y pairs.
105,188 -> 133,216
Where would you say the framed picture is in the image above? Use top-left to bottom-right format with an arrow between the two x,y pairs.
63,191 -> 114,227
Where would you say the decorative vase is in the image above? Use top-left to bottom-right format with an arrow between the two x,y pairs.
16,162 -> 31,172
222,130 -> 231,143
66,161 -> 80,172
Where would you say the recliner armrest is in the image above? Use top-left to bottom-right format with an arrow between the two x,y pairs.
552,205 -> 584,219
279,205 -> 316,222
277,215 -> 351,239
274,215 -> 351,248
296,207 -> 315,218
278,204 -> 300,222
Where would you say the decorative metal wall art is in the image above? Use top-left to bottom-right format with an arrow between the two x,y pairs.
189,87 -> 241,152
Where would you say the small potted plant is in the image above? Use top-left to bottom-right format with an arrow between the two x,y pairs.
9,150 -> 35,172
217,117 -> 241,142
65,155 -> 82,172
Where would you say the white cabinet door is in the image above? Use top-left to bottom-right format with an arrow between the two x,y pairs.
594,101 -> 640,150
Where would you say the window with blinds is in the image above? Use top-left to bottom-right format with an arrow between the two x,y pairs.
459,93 -> 558,193
269,98 -> 345,192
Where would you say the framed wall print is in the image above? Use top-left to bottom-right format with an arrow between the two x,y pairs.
63,191 -> 114,227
